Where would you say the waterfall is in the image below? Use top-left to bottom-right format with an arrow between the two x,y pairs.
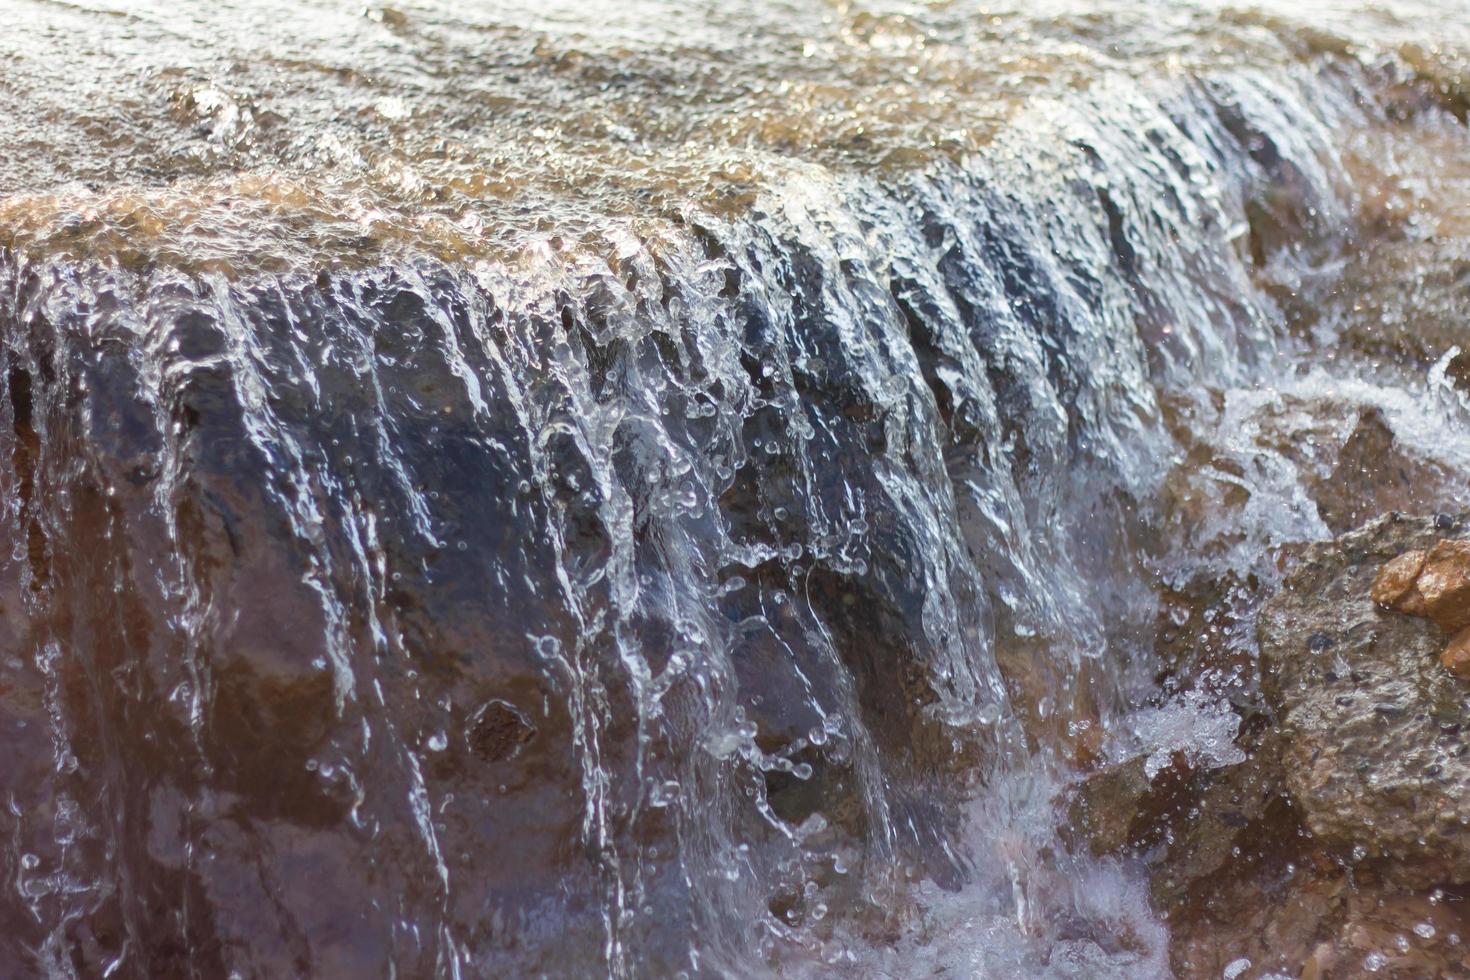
2,1 -> 1469,976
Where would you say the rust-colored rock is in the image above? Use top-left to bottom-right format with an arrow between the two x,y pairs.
1372,538 -> 1470,675
1442,626 -> 1470,680
1416,539 -> 1470,631
1370,548 -> 1427,611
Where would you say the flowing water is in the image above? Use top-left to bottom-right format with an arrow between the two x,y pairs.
1,0 -> 1469,976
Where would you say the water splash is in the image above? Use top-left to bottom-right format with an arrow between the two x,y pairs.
0,1 -> 1468,976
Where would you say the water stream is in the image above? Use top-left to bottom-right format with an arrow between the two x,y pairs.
1,1 -> 1468,976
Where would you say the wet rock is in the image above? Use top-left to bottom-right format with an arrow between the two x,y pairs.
1370,547 -> 1429,610
1065,738 -> 1289,919
1331,235 -> 1470,389
1171,860 -> 1470,980
1315,408 -> 1462,535
1066,756 -> 1155,856
1442,627 -> 1470,680
1145,743 -> 1287,912
1152,572 -> 1263,706
1155,389 -> 1470,591
1414,540 -> 1470,632
1373,537 -> 1470,632
467,700 -> 537,762
1259,513 -> 1470,883
1371,534 -> 1470,680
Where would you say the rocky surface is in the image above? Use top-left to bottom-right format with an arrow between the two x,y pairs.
1260,513 -> 1470,882
1170,866 -> 1470,980
1068,513 -> 1470,977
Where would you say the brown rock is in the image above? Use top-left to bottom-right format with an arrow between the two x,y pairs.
1260,515 -> 1470,884
1443,626 -> 1470,680
1170,862 -> 1470,980
1315,408 -> 1463,535
1417,539 -> 1470,631
1370,548 -> 1427,611
1065,757 -> 1154,856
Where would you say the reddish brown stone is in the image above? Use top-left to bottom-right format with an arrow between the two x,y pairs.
1370,548 -> 1427,611
1417,539 -> 1470,631
1442,626 -> 1470,680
